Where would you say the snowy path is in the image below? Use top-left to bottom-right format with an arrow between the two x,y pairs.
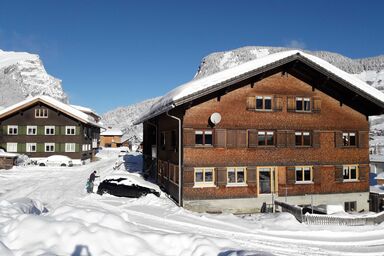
1,149 -> 384,255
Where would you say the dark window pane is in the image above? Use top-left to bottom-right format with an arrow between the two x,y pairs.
256,98 -> 263,109
237,170 -> 245,182
195,134 -> 203,145
295,134 -> 302,146
304,100 -> 311,111
205,133 -> 213,145
343,167 -> 350,179
296,100 -> 303,111
343,134 -> 349,146
258,133 -> 266,145
350,134 -> 356,146
303,134 -> 311,146
350,167 -> 357,179
296,169 -> 303,181
266,133 -> 274,145
265,98 -> 272,110
304,169 -> 311,181
228,170 -> 236,183
195,171 -> 203,182
205,170 -> 213,182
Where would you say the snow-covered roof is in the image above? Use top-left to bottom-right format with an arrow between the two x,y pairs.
370,154 -> 384,163
0,96 -> 103,128
135,50 -> 384,124
100,129 -> 123,136
0,151 -> 18,158
71,104 -> 100,118
370,185 -> 384,194
376,172 -> 384,180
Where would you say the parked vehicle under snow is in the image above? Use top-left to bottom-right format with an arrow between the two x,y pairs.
97,178 -> 160,198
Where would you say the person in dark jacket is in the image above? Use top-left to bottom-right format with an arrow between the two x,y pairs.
87,171 -> 100,193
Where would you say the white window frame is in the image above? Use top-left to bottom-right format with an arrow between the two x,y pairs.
256,96 -> 273,111
7,125 -> 18,135
295,166 -> 313,183
296,97 -> 311,112
27,125 -> 37,135
194,167 -> 215,187
227,167 -> 247,186
26,143 -> 37,153
65,143 -> 76,152
342,132 -> 357,147
35,108 -> 48,118
45,143 -> 55,152
65,126 -> 76,135
45,126 -> 55,135
6,143 -> 17,152
343,165 -> 358,181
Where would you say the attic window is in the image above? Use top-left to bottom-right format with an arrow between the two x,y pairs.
256,96 -> 272,111
296,97 -> 311,112
35,108 -> 48,118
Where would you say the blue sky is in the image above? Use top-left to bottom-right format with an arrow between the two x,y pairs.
0,0 -> 383,114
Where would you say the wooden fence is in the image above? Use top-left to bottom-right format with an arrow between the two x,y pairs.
275,200 -> 384,226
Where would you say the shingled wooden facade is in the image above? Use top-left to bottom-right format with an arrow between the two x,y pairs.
140,52 -> 384,213
0,97 -> 101,164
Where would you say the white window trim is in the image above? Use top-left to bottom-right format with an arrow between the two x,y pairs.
193,167 -> 215,188
255,96 -> 273,111
226,167 -> 247,186
65,143 -> 76,152
65,126 -> 76,135
45,143 -> 55,152
8,125 -> 18,135
27,125 -> 37,135
35,108 -> 48,118
343,165 -> 359,181
295,97 -> 312,112
6,143 -> 17,152
45,126 -> 55,135
26,143 -> 37,153
295,166 -> 313,183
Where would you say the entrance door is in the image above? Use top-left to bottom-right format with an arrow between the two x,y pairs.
257,167 -> 277,195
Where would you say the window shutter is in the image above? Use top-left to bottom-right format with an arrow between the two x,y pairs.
313,165 -> 321,184
246,96 -> 256,110
214,129 -> 226,148
19,126 -> 26,135
334,165 -> 343,182
19,143 -> 26,153
286,167 -> 296,185
1,125 -> 6,135
55,143 -> 60,153
226,130 -> 237,148
248,129 -> 258,148
37,126 -> 44,136
37,143 -> 44,153
287,96 -> 296,112
247,167 -> 256,184
217,167 -> 227,186
60,143 -> 65,152
276,130 -> 287,147
358,164 -> 368,181
312,131 -> 320,148
75,144 -> 80,152
237,130 -> 247,148
312,97 -> 321,113
286,131 -> 295,147
358,131 -> 369,148
183,128 -> 195,147
273,96 -> 283,111
335,131 -> 343,147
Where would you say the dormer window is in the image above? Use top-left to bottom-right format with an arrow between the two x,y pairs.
35,108 -> 48,118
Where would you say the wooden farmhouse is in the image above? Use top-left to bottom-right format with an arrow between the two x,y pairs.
0,96 -> 102,165
135,50 -> 384,214
100,129 -> 123,148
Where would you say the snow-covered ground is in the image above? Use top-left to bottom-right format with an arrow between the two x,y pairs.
1,149 -> 384,256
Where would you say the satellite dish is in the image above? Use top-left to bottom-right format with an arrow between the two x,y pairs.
210,112 -> 222,125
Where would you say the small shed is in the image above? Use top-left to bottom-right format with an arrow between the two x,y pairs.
0,150 -> 18,170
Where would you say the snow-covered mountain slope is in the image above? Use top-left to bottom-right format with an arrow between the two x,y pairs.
101,97 -> 160,143
0,49 -> 67,107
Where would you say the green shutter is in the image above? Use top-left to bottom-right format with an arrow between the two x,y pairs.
61,126 -> 66,135
19,143 -> 26,153
55,143 -> 59,152
19,126 -> 26,135
75,144 -> 80,152
2,125 -> 7,135
37,143 -> 44,153
60,143 -> 65,153
37,126 -> 44,135
76,126 -> 80,135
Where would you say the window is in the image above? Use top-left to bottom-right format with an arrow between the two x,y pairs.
26,143 -> 37,152
344,201 -> 357,212
343,165 -> 358,181
227,167 -> 246,185
195,130 -> 213,146
7,125 -> 18,135
35,108 -> 48,118
45,126 -> 55,135
27,126 -> 37,135
295,166 -> 312,183
342,132 -> 356,146
256,96 -> 272,111
257,131 -> 274,146
65,143 -> 76,152
194,167 -> 215,187
66,126 -> 76,135
6,143 -> 17,152
295,132 -> 311,146
296,97 -> 311,112
45,143 -> 55,152
160,132 -> 166,150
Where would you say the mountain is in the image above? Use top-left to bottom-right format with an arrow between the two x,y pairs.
0,49 -> 67,107
103,46 -> 384,143
101,97 -> 161,144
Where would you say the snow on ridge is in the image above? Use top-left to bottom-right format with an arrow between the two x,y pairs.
0,49 -> 38,70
